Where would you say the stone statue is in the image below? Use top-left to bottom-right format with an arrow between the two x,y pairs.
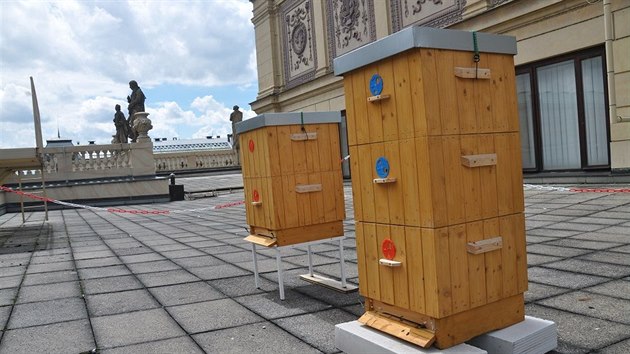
230,105 -> 243,150
127,80 -> 146,142
112,104 -> 128,143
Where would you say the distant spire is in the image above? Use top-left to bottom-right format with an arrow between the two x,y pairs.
57,127 -> 61,139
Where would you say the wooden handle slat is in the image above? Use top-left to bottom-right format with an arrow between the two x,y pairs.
467,236 -> 503,254
295,184 -> 322,193
367,94 -> 390,102
454,67 -> 491,79
290,132 -> 317,141
251,201 -> 263,206
461,153 -> 497,167
373,177 -> 397,184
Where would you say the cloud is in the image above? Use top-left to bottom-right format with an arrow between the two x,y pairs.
0,0 -> 256,148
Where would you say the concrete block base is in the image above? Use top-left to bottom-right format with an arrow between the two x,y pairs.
334,321 -> 487,354
467,316 -> 557,354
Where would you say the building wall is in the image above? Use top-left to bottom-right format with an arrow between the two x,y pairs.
250,0 -> 630,171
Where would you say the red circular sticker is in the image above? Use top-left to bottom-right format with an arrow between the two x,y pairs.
382,239 -> 396,260
253,189 -> 260,202
248,139 -> 255,152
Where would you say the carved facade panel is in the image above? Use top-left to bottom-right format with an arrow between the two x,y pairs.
281,0 -> 317,88
391,0 -> 466,31
327,0 -> 376,60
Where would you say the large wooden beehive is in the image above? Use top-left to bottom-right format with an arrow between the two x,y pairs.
334,26 -> 527,349
237,112 -> 345,246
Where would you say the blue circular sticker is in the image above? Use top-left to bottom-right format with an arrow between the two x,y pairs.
375,157 -> 390,178
369,74 -> 383,96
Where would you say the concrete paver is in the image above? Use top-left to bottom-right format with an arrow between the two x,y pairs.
0,175 -> 629,353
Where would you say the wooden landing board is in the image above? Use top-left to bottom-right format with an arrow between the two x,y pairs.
358,311 -> 436,348
244,234 -> 277,247
299,274 -> 358,293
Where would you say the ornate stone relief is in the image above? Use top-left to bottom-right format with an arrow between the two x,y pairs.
281,0 -> 317,88
391,0 -> 466,31
327,0 -> 376,60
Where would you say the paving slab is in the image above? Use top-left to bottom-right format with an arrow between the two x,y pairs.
235,290 -> 332,319
86,289 -> 160,316
538,291 -> 630,324
0,319 -> 95,354
136,269 -> 200,287
0,275 -> 23,290
172,255 -> 225,268
149,281 -> 225,306
528,267 -> 609,289
187,263 -> 250,280
166,298 -> 263,334
274,308 -> 357,354
92,308 -> 185,349
584,280 -> 630,300
0,288 -> 17,306
193,321 -> 322,354
210,274 -> 278,297
7,297 -> 87,329
542,258 -> 630,278
21,270 -> 78,286
78,264 -> 132,280
82,275 -> 144,295
75,256 -> 122,269
101,336 -> 204,354
16,281 -> 81,303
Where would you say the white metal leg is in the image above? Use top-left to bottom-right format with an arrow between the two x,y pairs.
339,238 -> 347,288
275,247 -> 285,300
307,245 -> 314,276
251,243 -> 260,289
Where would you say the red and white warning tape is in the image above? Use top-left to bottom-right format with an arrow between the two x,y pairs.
0,186 -> 245,214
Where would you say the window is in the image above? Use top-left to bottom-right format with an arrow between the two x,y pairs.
516,47 -> 609,172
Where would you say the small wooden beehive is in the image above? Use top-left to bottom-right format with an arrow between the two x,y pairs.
334,26 -> 527,349
236,112 -> 345,247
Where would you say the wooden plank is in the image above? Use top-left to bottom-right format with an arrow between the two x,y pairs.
243,177 -> 253,226
377,223 -> 395,305
474,53 -> 494,134
379,259 -> 402,267
405,227 -> 425,313
299,274 -> 358,292
514,213 -> 529,294
274,221 -> 344,246
483,218 -> 503,302
460,135 -> 482,223
442,136 -> 466,225
391,225 -> 409,309
366,64 -> 384,144
385,140 -> 404,225
478,134 -> 499,219
461,153 -> 497,167
267,126 -> 281,176
358,144 -> 376,222
244,234 -> 276,247
277,125 -> 295,175
290,125 -> 308,174
509,132 -> 525,213
271,176 -> 284,229
467,236 -> 503,254
502,55 -> 520,133
333,169 -> 346,221
453,51 -> 479,135
454,67 -> 491,79
433,294 -> 524,349
500,215 -> 518,297
449,224 -> 470,314
353,68 -> 370,145
258,128 -> 269,178
304,126 -> 320,174
329,124 -> 343,172
435,50 -> 459,135
364,222 -> 381,300
349,146 -> 363,222
400,138 -> 421,226
466,221 -> 487,308
495,133 -> 513,216
321,172 -> 337,223
262,177 -> 274,229
295,173 -> 312,226
343,72 -> 357,147
371,143 -> 390,225
378,57 -> 398,142
308,173 -> 324,224
421,229 -> 439,317
435,227 -> 453,317
420,49 -> 442,135
489,53 -> 509,132
355,222 -> 369,296
394,51 -> 416,139
282,175 -> 299,228
358,311 -> 436,348
317,125 -> 333,172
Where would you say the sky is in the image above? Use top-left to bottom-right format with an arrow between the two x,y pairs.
0,0 -> 258,148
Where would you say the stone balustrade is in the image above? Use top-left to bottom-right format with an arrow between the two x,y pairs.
3,141 -> 239,185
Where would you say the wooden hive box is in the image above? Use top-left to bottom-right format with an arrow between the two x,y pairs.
236,112 -> 346,246
334,27 -> 527,349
